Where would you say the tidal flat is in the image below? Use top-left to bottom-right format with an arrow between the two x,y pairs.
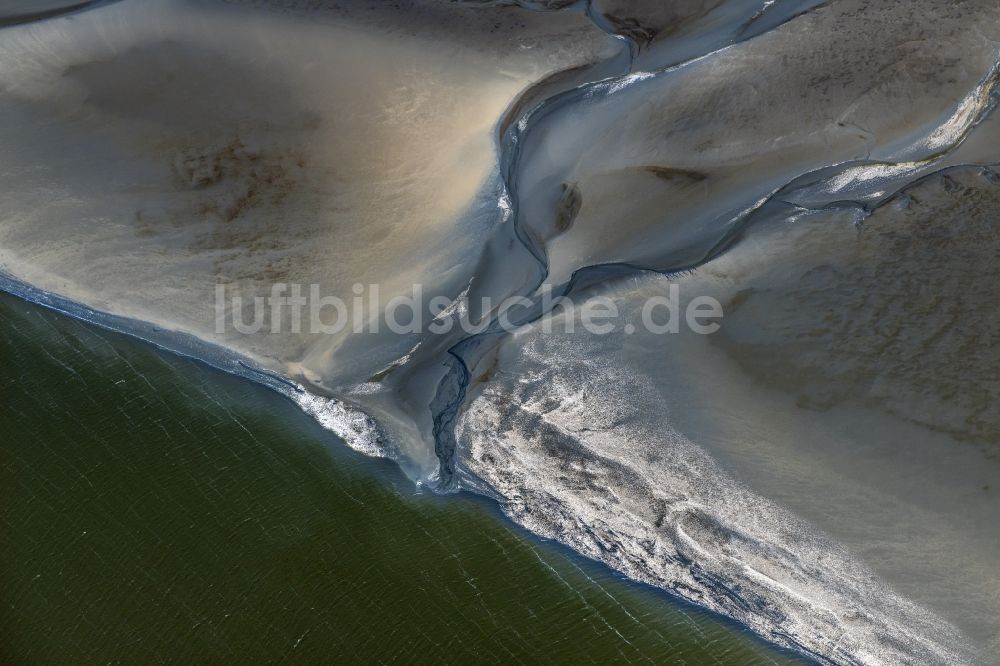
1,0 -> 998,662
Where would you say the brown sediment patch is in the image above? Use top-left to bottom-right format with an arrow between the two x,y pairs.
130,133 -> 314,259
59,40 -> 329,283
474,354 -> 500,386
555,181 -> 582,234
642,166 -> 708,182
168,135 -> 307,223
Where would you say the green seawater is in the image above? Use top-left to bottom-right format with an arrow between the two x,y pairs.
0,293 -> 806,664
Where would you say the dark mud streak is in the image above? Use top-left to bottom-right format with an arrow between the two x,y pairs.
0,0 -> 118,28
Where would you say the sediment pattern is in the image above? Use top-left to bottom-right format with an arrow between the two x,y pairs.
1,1 -> 999,662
